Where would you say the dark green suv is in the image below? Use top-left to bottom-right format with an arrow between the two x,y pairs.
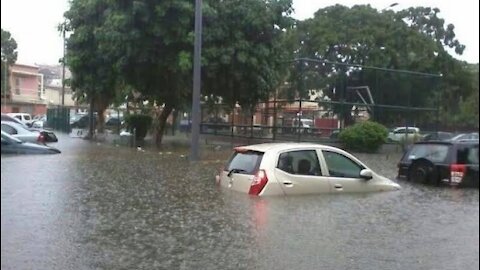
397,140 -> 479,188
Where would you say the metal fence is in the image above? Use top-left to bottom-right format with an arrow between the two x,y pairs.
47,107 -> 70,133
190,58 -> 444,142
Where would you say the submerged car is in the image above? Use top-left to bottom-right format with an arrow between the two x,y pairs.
1,121 -> 58,143
1,114 -> 58,142
215,143 -> 401,196
1,131 -> 61,155
397,141 -> 479,188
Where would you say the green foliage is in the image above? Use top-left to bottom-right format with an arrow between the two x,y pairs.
1,29 -> 17,64
124,114 -> 153,140
456,65 -> 479,129
63,0 -> 294,145
1,29 -> 17,95
287,4 -> 472,127
203,0 -> 294,107
64,0 -> 140,133
339,121 -> 388,153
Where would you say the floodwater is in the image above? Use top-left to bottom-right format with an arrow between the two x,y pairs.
1,135 -> 479,270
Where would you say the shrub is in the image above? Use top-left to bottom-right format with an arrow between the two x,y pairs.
338,121 -> 388,153
124,114 -> 153,140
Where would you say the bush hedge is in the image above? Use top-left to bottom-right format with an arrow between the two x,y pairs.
124,114 -> 153,140
338,121 -> 388,153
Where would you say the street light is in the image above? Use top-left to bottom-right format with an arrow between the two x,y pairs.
3,61 -> 7,112
61,27 -> 66,106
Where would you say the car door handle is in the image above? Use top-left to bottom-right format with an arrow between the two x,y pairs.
334,184 -> 343,190
283,181 -> 293,187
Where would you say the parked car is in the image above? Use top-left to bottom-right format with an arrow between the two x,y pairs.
105,116 -> 124,129
397,141 -> 479,188
387,127 -> 421,142
422,131 -> 454,141
7,113 -> 33,125
1,130 -> 61,155
292,118 -> 315,134
329,129 -> 341,139
70,114 -> 96,129
30,114 -> 47,129
1,115 -> 58,143
215,143 -> 401,196
450,132 -> 479,142
202,117 -> 229,133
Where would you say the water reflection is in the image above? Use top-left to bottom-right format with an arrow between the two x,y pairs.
1,136 -> 478,270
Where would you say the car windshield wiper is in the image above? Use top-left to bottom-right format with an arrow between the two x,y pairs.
227,168 -> 247,177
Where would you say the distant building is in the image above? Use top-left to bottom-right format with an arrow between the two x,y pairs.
1,63 -> 47,115
0,63 -> 84,115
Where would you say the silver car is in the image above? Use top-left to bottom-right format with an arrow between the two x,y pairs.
1,121 -> 45,144
216,143 -> 401,196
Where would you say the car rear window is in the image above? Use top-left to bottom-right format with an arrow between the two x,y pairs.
456,145 -> 479,165
403,144 -> 450,163
226,150 -> 264,175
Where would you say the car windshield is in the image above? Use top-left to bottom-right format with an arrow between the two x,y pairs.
403,144 -> 450,163
70,114 -> 84,121
225,150 -> 264,175
302,119 -> 313,125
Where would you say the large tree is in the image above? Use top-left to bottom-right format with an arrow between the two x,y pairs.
202,0 -> 294,109
1,29 -> 18,97
64,0 -> 294,146
287,5 -> 471,127
64,0 -> 120,134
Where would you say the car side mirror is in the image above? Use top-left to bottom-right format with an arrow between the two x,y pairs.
359,169 -> 373,180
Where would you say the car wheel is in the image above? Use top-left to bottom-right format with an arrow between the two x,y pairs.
408,158 -> 437,185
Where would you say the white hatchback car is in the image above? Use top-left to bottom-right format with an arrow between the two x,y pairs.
216,143 -> 401,196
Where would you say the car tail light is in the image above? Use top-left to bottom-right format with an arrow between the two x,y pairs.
450,164 -> 466,184
37,133 -> 46,143
249,170 -> 268,196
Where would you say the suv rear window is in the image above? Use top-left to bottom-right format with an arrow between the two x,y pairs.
456,145 -> 479,165
226,150 -> 264,175
403,144 -> 449,163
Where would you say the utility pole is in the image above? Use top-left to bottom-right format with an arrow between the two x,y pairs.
3,61 -> 7,111
190,0 -> 202,161
61,24 -> 66,106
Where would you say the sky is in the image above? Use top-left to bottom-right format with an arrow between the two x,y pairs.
1,0 -> 478,66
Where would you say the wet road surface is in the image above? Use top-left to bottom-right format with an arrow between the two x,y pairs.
2,134 -> 479,270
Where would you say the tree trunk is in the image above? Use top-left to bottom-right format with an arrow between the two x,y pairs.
94,97 -> 110,134
88,97 -> 95,139
97,109 -> 106,134
155,104 -> 173,147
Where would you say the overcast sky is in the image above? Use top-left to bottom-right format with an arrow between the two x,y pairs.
1,0 -> 478,65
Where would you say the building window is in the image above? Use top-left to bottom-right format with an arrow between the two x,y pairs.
38,81 -> 42,98
15,77 -> 20,95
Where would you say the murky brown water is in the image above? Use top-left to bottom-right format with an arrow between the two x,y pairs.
2,134 -> 479,270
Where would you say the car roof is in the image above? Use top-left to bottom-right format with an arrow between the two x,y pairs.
1,120 -> 31,132
414,140 -> 478,146
233,142 -> 339,153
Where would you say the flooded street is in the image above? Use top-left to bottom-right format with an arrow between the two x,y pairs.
2,135 -> 479,270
